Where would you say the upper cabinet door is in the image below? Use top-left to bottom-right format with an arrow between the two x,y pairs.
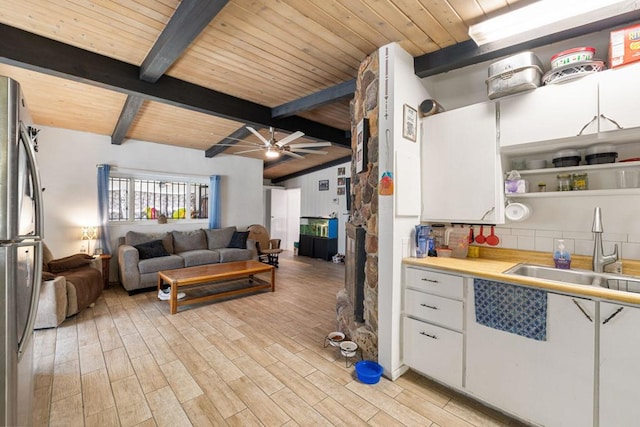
499,75 -> 599,147
421,102 -> 500,223
598,63 -> 640,132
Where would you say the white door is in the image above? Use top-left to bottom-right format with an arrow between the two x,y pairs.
269,188 -> 288,249
285,188 -> 300,252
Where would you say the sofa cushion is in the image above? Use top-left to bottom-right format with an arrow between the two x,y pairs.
217,248 -> 253,263
63,267 -> 103,314
227,231 -> 249,249
178,249 -> 220,267
48,254 -> 95,274
138,254 -> 184,274
173,230 -> 207,253
134,239 -> 170,260
204,226 -> 237,250
125,231 -> 174,254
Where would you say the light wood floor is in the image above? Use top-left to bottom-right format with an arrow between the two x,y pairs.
32,252 -> 525,427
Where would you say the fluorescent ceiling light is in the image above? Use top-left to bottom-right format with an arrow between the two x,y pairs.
468,0 -> 637,46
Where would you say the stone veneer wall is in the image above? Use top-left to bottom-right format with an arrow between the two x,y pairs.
336,52 -> 379,361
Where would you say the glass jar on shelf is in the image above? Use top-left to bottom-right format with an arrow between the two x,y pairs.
557,174 -> 572,191
571,173 -> 589,191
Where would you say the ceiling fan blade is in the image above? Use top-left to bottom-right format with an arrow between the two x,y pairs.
289,142 -> 331,148
276,131 -> 304,147
233,148 -> 264,155
283,151 -> 304,159
290,148 -> 328,155
246,126 -> 270,146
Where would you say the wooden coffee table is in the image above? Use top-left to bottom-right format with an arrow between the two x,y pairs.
157,260 -> 275,314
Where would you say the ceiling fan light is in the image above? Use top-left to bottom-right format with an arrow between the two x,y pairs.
265,148 -> 280,158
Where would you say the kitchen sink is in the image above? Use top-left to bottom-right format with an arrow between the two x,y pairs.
504,263 -> 640,293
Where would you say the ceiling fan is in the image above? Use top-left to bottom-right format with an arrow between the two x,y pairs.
234,126 -> 331,159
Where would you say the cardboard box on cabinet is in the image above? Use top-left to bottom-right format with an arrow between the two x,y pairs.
609,23 -> 640,68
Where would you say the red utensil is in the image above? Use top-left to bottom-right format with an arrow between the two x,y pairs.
475,225 -> 486,244
486,226 -> 500,246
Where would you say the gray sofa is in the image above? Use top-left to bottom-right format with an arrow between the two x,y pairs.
117,226 -> 256,293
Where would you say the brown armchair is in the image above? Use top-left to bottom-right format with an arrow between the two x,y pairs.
248,224 -> 283,268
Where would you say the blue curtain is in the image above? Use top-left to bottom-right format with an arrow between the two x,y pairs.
208,175 -> 221,229
97,164 -> 112,254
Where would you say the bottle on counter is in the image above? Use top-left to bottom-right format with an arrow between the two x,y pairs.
427,229 -> 437,257
553,239 -> 572,269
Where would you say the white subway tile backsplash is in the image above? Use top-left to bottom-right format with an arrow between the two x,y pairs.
535,230 -> 558,238
628,234 -> 640,244
534,237 -> 554,252
484,227 -> 640,260
512,229 -> 536,237
517,236 -> 536,251
562,231 -> 593,240
574,239 -> 594,256
603,232 -> 628,243
500,235 -> 519,249
622,242 -> 640,260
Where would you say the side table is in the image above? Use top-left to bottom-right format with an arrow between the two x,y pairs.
98,254 -> 112,289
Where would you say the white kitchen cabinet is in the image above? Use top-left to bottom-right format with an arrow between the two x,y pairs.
598,62 -> 640,132
499,74 -> 599,148
599,302 -> 640,427
466,281 -> 595,427
421,102 -> 501,223
403,267 -> 464,388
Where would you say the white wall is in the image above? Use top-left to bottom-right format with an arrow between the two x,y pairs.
378,43 -> 431,379
282,161 -> 350,254
36,126 -> 264,262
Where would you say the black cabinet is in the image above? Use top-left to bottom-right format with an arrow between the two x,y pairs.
298,217 -> 338,260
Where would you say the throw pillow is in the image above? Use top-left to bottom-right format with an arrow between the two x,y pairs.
135,239 -> 170,260
48,253 -> 95,273
227,231 -> 249,249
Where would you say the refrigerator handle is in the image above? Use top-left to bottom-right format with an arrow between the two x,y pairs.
17,240 -> 42,357
19,122 -> 44,240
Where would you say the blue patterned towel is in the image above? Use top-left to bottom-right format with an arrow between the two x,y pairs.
474,278 -> 547,341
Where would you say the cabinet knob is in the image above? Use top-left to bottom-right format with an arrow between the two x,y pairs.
419,331 -> 438,339
420,303 -> 438,310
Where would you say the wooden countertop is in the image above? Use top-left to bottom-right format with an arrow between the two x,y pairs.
403,247 -> 640,306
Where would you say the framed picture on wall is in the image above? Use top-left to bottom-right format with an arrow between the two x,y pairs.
338,167 -> 346,176
337,177 -> 345,186
356,118 -> 368,173
403,104 -> 417,142
319,179 -> 329,191
337,187 -> 345,195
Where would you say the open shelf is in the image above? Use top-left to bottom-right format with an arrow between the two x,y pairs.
516,160 -> 640,176
506,188 -> 640,198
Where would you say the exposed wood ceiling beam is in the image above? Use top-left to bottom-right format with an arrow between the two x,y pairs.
140,0 -> 229,83
111,0 -> 228,145
271,156 -> 352,184
271,79 -> 356,118
111,95 -> 145,145
414,10 -> 640,78
0,23 -> 349,146
205,125 -> 257,157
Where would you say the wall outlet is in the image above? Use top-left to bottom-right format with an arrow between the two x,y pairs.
604,261 -> 623,275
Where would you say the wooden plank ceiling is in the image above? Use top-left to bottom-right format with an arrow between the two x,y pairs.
0,0 -> 529,181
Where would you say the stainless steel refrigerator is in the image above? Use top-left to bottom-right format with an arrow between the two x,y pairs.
1,76 -> 44,426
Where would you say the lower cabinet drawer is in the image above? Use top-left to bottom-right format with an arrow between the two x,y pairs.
405,289 -> 463,330
405,267 -> 464,299
403,316 -> 463,388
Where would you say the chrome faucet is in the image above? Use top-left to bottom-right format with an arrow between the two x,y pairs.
592,207 -> 619,273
